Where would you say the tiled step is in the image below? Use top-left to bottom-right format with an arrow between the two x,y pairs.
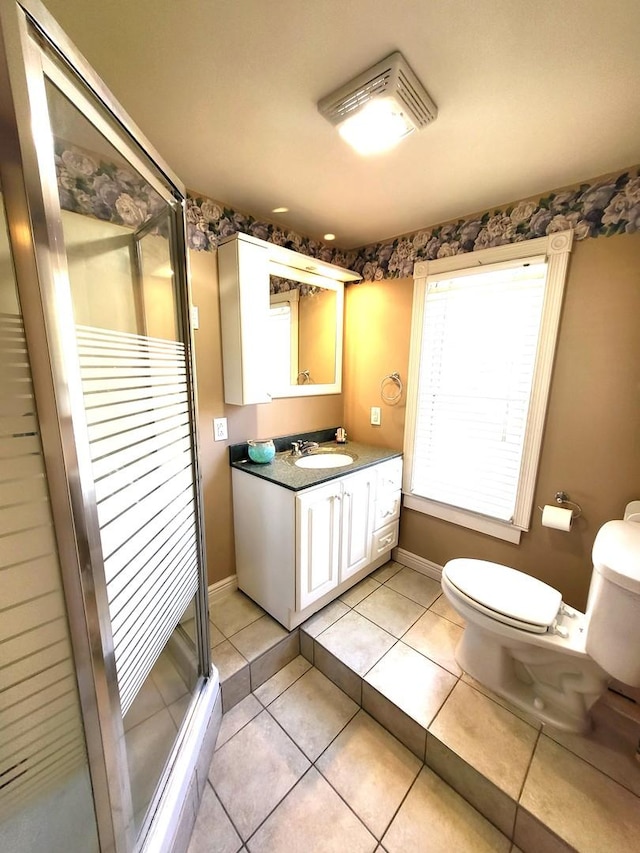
210,567 -> 640,853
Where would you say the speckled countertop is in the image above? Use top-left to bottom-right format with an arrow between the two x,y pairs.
230,430 -> 402,492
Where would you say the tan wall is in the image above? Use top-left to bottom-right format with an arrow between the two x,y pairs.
343,276 -> 414,450
189,249 -> 343,586
343,233 -> 640,611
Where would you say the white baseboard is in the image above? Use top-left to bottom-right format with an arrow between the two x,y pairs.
392,547 -> 443,582
208,574 -> 238,608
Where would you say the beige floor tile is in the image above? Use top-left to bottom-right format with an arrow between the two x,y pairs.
222,668 -> 251,712
150,651 -> 189,705
315,610 -> 396,676
268,668 -> 359,761
253,655 -> 311,706
384,566 -> 441,607
362,682 -> 427,760
247,767 -> 377,853
426,734 -> 517,837
301,599 -> 349,637
250,631 -> 299,690
543,697 -> 640,795
210,591 -> 265,638
316,710 -> 421,839
228,615 -> 288,662
216,694 -> 263,750
211,640 -> 248,682
339,576 -> 380,607
513,809 -> 573,853
313,643 -> 362,704
429,592 -> 466,627
429,680 -> 538,799
402,610 -> 464,676
370,559 -> 404,583
188,783 -> 242,853
209,621 -> 226,648
126,707 -> 177,818
124,673 -> 165,732
209,711 -> 309,840
382,766 -> 511,852
168,692 -> 192,729
354,585 -> 425,638
365,641 -> 457,729
460,672 -> 542,729
520,734 -> 640,852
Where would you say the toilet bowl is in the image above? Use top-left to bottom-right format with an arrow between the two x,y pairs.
441,507 -> 640,733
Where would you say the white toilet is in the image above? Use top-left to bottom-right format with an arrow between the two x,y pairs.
441,504 -> 640,732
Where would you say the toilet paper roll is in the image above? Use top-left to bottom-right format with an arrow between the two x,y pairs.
541,504 -> 573,532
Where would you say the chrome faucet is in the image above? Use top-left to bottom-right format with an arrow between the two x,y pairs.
299,440 -> 319,455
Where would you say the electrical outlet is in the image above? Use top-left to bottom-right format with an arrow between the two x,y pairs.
370,406 -> 381,426
213,417 -> 228,441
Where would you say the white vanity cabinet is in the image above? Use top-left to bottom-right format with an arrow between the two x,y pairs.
297,468 -> 375,611
231,455 -> 402,629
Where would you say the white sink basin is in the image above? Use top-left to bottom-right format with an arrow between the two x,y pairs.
295,453 -> 353,469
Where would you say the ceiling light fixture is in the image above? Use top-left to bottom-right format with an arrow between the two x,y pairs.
317,51 -> 437,156
323,233 -> 336,241
272,206 -> 289,214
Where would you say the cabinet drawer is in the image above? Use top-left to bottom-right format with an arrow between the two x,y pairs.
372,520 -> 399,557
374,490 -> 401,531
377,457 -> 402,496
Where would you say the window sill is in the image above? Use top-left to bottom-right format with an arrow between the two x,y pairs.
402,493 -> 523,544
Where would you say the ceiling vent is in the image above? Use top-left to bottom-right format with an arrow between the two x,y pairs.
318,51 -> 437,154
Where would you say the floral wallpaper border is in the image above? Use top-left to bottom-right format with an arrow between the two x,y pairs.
53,138 -> 639,283
187,167 -> 640,281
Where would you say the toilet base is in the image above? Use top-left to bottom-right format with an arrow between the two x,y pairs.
456,623 -> 609,733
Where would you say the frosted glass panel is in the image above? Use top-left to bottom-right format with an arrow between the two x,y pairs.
76,326 -> 198,714
0,191 -> 98,851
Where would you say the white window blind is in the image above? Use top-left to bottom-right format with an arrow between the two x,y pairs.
412,259 -> 548,523
404,231 -> 573,542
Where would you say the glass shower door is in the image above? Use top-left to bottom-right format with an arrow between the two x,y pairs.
0,182 -> 99,853
0,7 -> 215,846
44,72 -> 209,837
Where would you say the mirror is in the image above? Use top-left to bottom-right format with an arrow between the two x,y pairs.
268,275 -> 339,396
217,232 -> 359,405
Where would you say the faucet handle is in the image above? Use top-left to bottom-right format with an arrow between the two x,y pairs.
291,441 -> 300,456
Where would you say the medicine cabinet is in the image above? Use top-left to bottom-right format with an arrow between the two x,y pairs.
217,232 -> 361,405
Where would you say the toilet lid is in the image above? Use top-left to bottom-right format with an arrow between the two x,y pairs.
443,559 -> 563,632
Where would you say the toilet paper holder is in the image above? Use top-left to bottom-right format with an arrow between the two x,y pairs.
538,491 -> 582,520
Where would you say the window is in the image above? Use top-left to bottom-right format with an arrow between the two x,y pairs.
403,231 -> 573,543
267,289 -> 299,389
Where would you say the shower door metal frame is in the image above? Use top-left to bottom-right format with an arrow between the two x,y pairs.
0,2 -> 213,850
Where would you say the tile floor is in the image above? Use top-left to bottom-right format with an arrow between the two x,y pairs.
199,560 -> 640,853
124,643 -> 192,828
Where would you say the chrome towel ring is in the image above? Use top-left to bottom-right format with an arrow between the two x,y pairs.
381,372 -> 403,404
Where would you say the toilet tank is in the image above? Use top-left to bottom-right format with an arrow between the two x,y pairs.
585,519 -> 640,685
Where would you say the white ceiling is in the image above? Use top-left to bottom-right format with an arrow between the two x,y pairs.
41,0 -> 640,248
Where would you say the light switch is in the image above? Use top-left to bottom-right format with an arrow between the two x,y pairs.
370,406 -> 381,426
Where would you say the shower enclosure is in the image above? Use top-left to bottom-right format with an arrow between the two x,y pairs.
0,1 -> 219,850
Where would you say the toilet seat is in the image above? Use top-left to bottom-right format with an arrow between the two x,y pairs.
443,559 -> 563,634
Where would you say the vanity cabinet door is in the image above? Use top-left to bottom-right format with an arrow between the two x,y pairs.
340,469 -> 375,582
296,482 -> 341,610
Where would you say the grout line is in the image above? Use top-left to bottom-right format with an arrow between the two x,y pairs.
253,657 -> 313,708
203,776 -> 245,849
